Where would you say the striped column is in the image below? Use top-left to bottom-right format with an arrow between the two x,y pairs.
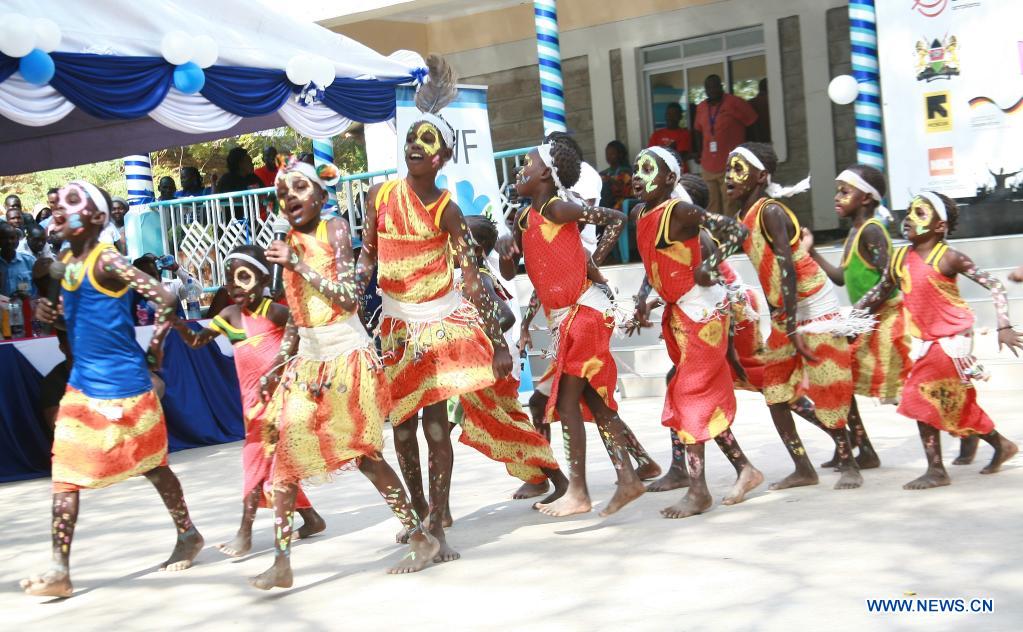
534,0 -> 566,135
123,155 -> 155,204
849,0 -> 884,169
311,138 -> 338,209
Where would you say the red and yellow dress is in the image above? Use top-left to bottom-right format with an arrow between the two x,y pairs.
636,201 -> 735,444
740,197 -> 855,429
842,219 -> 911,401
520,201 -> 618,422
892,244 -> 993,435
375,179 -> 495,424
208,299 -> 311,508
268,220 -> 388,486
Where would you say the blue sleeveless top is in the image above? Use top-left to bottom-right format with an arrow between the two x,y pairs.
62,244 -> 152,399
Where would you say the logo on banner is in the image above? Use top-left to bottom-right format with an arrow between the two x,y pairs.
928,147 -> 955,176
915,36 -> 960,81
911,0 -> 948,17
924,91 -> 952,132
968,94 -> 1023,129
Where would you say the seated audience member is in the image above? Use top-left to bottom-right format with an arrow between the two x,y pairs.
176,167 -> 211,198
157,176 -> 178,201
216,148 -> 264,193
599,140 -> 634,210
253,146 -> 280,187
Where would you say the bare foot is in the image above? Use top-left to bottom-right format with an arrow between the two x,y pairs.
599,477 -> 645,517
769,468 -> 819,491
646,467 -> 690,493
389,533 -> 440,574
834,466 -> 863,490
819,450 -> 839,470
215,530 -> 252,558
855,448 -> 881,470
160,527 -> 204,571
296,510 -> 326,540
513,480 -> 550,500
722,465 -> 764,505
953,436 -> 979,465
432,536 -> 460,564
635,460 -> 663,481
21,568 -> 73,598
249,562 -> 293,590
660,491 -> 713,519
537,485 -> 592,517
903,468 -> 951,490
395,526 -> 411,544
980,437 -> 1018,474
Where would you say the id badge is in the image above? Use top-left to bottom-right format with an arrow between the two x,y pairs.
709,141 -> 718,153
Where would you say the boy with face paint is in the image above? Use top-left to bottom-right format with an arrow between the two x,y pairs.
172,245 -> 325,559
725,142 -> 868,491
496,132 -> 649,518
22,181 -> 204,598
627,146 -> 764,518
356,58 -> 515,559
855,192 -> 1020,489
254,158 -> 438,588
800,165 -> 911,470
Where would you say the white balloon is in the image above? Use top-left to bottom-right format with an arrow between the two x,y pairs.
311,58 -> 335,88
191,35 -> 218,68
161,31 -> 192,66
828,74 -> 860,105
1,14 -> 37,58
33,18 -> 61,53
286,56 -> 313,86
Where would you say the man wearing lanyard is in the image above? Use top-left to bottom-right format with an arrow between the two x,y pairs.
693,74 -> 758,216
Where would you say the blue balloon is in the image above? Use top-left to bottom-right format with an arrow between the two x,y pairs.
18,49 -> 55,85
173,62 -> 205,94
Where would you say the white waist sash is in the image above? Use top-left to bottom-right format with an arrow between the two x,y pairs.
547,284 -> 613,333
915,330 -> 988,382
381,290 -> 461,324
296,315 -> 372,361
672,283 -> 728,323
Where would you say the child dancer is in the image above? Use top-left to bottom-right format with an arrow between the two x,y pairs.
172,245 -> 324,557
628,146 -> 764,517
255,158 -> 437,590
725,142 -> 869,490
801,165 -> 911,469
22,181 -> 203,598
355,56 -> 512,561
855,192 -> 1019,488
497,132 -> 647,517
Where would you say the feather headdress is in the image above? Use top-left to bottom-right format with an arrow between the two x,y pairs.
411,54 -> 458,147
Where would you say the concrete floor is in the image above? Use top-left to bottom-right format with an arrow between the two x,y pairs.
3,391 -> 1022,631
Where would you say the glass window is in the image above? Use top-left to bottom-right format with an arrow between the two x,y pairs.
643,44 -> 681,65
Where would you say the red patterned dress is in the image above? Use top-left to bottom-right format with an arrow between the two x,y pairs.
519,201 -> 618,422
892,244 -> 993,435
740,197 -> 854,429
636,200 -> 735,444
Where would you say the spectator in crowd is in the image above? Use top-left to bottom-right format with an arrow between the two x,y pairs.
0,222 -> 35,299
110,197 -> 129,230
18,225 -> 53,260
693,74 -> 758,216
647,102 -> 692,165
176,167 -> 210,198
599,140 -> 634,210
34,203 -> 51,225
253,146 -> 279,187
157,176 -> 178,201
5,197 -> 25,231
746,78 -> 771,143
98,212 -> 127,255
216,147 -> 263,194
41,188 -> 59,228
131,253 -> 188,322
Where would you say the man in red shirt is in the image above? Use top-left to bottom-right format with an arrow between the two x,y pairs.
647,103 -> 692,169
693,74 -> 758,216
252,146 -> 279,188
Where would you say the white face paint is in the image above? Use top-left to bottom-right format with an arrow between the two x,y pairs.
58,183 -> 91,236
635,152 -> 661,193
226,261 -> 263,306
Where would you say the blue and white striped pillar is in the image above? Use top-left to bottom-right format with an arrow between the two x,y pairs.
849,0 -> 884,169
311,138 -> 338,209
534,0 -> 566,135
123,154 -> 155,204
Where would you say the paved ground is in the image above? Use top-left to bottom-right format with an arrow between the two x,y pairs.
3,391 -> 1023,631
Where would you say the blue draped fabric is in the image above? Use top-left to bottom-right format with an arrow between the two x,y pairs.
0,52 -> 413,124
0,345 -> 51,483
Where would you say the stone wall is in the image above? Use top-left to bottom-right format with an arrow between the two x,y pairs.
610,48 -> 629,151
827,6 -> 858,178
772,15 -> 811,225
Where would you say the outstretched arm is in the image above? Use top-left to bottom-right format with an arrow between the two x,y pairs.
545,200 -> 626,267
173,320 -> 222,349
496,207 -> 526,278
664,203 -> 748,286
801,228 -> 845,286
943,248 -> 1023,354
96,249 -> 177,368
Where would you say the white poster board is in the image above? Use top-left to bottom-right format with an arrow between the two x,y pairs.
876,0 -> 1023,209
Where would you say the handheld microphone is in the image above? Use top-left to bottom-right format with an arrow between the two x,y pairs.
269,217 -> 290,296
47,261 -> 66,306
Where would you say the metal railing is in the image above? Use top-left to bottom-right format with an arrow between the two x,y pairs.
143,147 -> 532,289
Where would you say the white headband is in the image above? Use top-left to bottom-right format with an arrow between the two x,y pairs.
836,169 -> 892,221
411,113 -> 455,148
277,160 -> 339,193
916,191 -> 948,222
224,252 -> 270,276
729,147 -> 811,199
70,180 -> 110,226
536,143 -> 564,191
642,147 -> 692,203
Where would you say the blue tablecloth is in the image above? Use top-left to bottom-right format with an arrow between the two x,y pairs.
0,325 -> 244,483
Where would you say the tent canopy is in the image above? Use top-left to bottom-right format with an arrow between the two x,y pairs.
0,0 -> 424,175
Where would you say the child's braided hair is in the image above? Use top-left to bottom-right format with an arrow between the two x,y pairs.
544,131 -> 583,189
678,174 -> 709,208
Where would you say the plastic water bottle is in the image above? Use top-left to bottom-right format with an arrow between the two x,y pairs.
9,300 -> 24,339
136,300 -> 152,326
185,278 -> 202,319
